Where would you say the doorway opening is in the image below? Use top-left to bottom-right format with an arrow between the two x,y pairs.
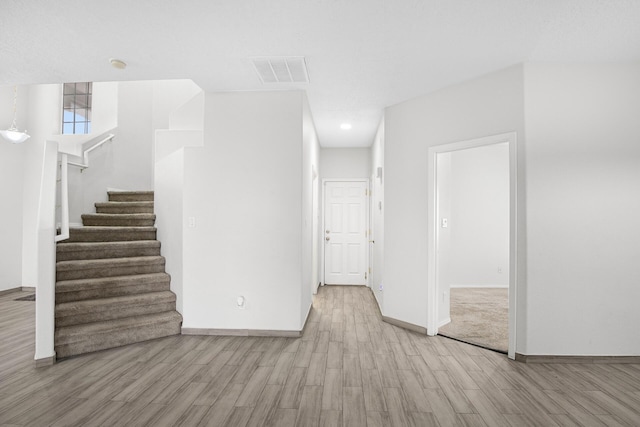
427,132 -> 517,359
321,180 -> 369,286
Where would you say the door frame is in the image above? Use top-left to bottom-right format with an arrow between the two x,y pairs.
427,132 -> 518,359
311,166 -> 319,294
320,178 -> 371,287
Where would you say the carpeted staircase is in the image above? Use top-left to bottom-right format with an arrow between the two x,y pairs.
54,191 -> 182,359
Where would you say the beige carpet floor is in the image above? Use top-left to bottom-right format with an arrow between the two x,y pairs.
438,287 -> 508,353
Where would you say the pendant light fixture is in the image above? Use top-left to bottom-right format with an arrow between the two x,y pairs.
0,85 -> 30,144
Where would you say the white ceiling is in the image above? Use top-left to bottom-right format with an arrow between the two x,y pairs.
1,0 -> 639,147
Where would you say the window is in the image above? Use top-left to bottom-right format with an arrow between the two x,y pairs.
62,82 -> 92,134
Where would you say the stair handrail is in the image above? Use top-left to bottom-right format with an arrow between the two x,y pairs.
56,133 -> 114,242
68,133 -> 115,169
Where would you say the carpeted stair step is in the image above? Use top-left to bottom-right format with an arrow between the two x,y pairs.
55,311 -> 182,359
108,191 -> 154,202
55,291 -> 176,327
81,213 -> 156,227
66,226 -> 156,242
95,201 -> 154,214
53,189 -> 183,359
56,241 -> 161,261
56,272 -> 171,303
56,256 -> 165,281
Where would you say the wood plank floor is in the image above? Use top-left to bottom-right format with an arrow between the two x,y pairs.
1,286 -> 640,426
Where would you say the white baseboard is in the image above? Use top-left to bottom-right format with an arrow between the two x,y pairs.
182,328 -> 302,337
515,353 -> 640,364
57,222 -> 82,228
450,284 -> 508,289
381,315 -> 427,335
35,355 -> 56,367
438,317 -> 451,328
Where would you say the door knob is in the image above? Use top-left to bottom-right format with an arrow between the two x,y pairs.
326,236 -> 330,241
325,230 -> 330,234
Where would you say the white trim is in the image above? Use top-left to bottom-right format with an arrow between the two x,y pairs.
57,222 -> 82,229
34,140 -> 58,363
311,166 -> 319,295
368,175 -> 375,289
321,178 -> 370,287
439,317 -> 452,328
35,355 -> 56,367
55,154 -> 69,242
382,315 -> 427,335
182,328 -> 302,337
450,284 -> 509,289
427,132 -> 518,360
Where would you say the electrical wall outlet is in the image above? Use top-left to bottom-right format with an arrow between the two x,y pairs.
236,296 -> 246,309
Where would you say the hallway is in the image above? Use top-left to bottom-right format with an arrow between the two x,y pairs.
1,286 -> 640,426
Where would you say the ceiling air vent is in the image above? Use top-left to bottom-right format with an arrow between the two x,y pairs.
251,57 -> 309,84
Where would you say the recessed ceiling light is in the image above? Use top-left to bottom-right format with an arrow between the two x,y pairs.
110,58 -> 127,69
340,123 -> 352,130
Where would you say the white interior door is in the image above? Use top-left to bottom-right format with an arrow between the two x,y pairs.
324,181 -> 368,285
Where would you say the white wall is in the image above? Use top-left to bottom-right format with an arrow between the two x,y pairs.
320,148 -> 371,179
182,91 -> 305,332
524,63 -> 640,356
150,80 -> 204,315
67,80 -> 198,223
301,94 -> 320,324
384,62 -> 640,357
384,65 -> 526,339
155,148 -> 186,312
22,85 -> 62,288
447,143 -> 509,287
0,85 -> 28,291
370,120 -> 385,309
55,82 -> 119,157
152,80 -> 202,132
81,81 -> 154,201
155,91 -> 205,317
21,81 -> 151,225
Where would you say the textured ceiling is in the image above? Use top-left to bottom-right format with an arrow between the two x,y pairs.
1,0 -> 639,147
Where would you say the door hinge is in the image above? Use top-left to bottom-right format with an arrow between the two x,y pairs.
365,189 -> 369,196
368,267 -> 371,274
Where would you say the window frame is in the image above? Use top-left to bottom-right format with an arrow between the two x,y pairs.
61,82 -> 93,135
